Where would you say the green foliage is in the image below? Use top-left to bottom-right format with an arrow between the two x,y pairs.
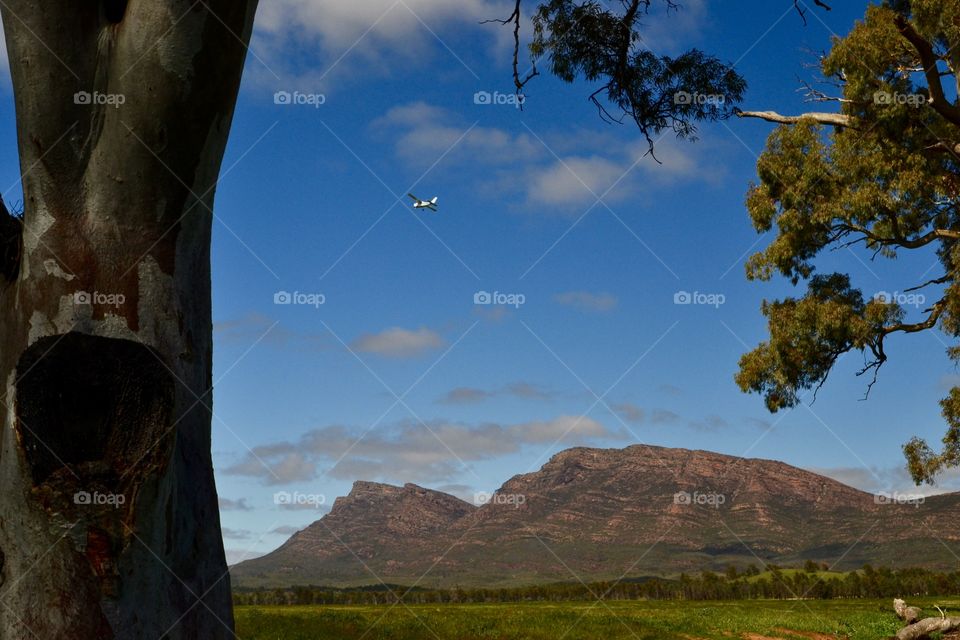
739,1 -> 960,482
736,274 -> 899,412
529,0 -> 745,145
233,565 -> 960,606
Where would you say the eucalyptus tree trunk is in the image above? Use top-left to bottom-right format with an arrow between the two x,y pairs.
0,1 -> 258,637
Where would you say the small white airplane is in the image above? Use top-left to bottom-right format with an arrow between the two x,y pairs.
407,193 -> 439,212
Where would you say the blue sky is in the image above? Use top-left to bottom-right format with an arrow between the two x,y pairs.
3,1 -> 958,563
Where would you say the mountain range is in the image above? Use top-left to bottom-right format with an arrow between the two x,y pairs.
230,445 -> 960,588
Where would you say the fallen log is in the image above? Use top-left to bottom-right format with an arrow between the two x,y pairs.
893,599 -> 960,640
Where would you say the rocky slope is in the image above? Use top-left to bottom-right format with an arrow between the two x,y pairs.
231,445 -> 960,588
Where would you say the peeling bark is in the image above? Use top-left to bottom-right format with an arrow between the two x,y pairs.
0,1 -> 258,638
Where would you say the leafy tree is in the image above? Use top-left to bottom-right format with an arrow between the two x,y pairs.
485,0 -> 762,154
735,0 -> 960,484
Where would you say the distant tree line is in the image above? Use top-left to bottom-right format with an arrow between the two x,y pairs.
233,564 -> 960,606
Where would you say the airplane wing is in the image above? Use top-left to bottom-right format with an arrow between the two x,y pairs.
406,193 -> 419,202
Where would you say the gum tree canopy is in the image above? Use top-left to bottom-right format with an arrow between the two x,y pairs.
0,1 -> 257,638
486,0 -> 751,153
734,1 -> 960,485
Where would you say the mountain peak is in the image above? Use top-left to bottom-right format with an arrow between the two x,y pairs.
232,444 -> 960,589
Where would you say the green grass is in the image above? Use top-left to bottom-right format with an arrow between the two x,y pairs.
235,598 -> 960,639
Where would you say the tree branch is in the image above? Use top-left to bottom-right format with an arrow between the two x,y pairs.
882,299 -> 945,336
480,0 -> 538,101
734,108 -> 852,128
894,14 -> 960,127
834,222 -> 960,250
896,616 -> 960,640
793,0 -> 831,27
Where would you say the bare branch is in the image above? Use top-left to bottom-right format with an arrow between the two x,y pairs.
480,0 -> 539,103
793,0 -> 832,27
735,108 -> 852,128
798,79 -> 851,104
882,299 -> 945,336
903,275 -> 951,293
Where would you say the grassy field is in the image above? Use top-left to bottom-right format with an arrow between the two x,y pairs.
235,597 -> 960,639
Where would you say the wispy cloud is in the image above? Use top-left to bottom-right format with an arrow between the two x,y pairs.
222,527 -> 253,540
248,0 -> 536,93
351,326 -> 445,358
650,409 -> 683,426
612,403 -> 644,424
224,415 -> 623,485
270,525 -> 305,536
436,387 -> 494,404
554,291 -> 618,313
435,381 -> 556,404
814,465 -> 960,497
215,312 -> 327,351
219,497 -> 254,511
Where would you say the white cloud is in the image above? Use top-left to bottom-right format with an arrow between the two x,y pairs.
218,497 -> 253,511
435,381 -> 555,404
372,101 -> 541,163
224,415 -> 623,485
248,0 -> 710,91
250,0 -> 504,90
528,155 -> 625,205
554,291 -> 618,313
351,326 -> 445,358
256,0 -> 497,52
373,102 -> 724,213
814,465 -> 960,497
